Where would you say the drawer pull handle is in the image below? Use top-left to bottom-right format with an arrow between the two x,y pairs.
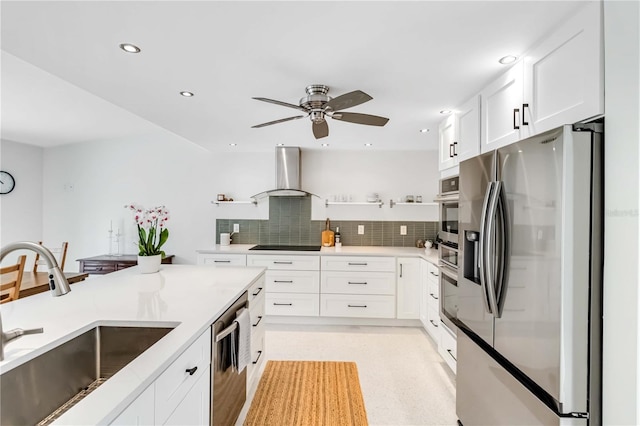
97,267 -> 103,271
273,261 -> 293,265
430,293 -> 439,300
348,262 -> 368,266
274,280 -> 294,283
446,349 -> 457,362
214,260 -> 231,263
273,303 -> 293,306
348,304 -> 367,308
348,281 -> 368,285
253,316 -> 263,327
252,350 -> 263,364
252,287 -> 263,297
429,319 -> 439,328
185,366 -> 198,376
429,271 -> 439,277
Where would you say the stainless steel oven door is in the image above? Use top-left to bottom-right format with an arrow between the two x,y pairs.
439,264 -> 459,332
437,199 -> 459,244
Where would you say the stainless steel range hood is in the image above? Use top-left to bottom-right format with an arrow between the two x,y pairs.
251,146 -> 318,199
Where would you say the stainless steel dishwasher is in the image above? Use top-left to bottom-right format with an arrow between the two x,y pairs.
211,292 -> 249,426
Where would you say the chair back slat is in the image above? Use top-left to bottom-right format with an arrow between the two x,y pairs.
1,255 -> 27,303
33,242 -> 69,272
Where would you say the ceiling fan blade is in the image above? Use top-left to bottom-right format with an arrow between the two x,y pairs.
331,112 -> 389,126
312,120 -> 329,139
324,90 -> 372,111
252,115 -> 306,128
252,97 -> 308,112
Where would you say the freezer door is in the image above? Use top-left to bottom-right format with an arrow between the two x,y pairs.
494,126 -> 592,413
456,330 -> 585,426
458,151 -> 495,346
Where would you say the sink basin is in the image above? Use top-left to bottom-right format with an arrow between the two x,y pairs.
1,325 -> 174,426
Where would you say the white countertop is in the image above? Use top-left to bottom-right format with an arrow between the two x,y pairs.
0,264 -> 265,425
197,244 -> 440,265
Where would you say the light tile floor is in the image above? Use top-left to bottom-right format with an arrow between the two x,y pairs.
237,324 -> 457,426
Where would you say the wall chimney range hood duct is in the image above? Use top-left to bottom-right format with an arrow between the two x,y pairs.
252,147 -> 318,199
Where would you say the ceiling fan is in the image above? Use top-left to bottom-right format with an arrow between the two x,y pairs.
251,84 -> 389,139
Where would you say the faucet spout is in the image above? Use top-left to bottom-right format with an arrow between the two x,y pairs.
0,241 -> 71,297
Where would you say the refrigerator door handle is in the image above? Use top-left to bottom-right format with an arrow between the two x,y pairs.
493,181 -> 511,318
479,181 -> 495,315
485,181 -> 501,316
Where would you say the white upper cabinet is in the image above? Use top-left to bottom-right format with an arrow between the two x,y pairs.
480,60 -> 524,153
522,1 -> 603,135
481,1 -> 603,153
439,94 -> 481,171
455,94 -> 481,163
438,113 -> 457,171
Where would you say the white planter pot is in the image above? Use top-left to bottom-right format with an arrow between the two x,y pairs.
137,254 -> 162,274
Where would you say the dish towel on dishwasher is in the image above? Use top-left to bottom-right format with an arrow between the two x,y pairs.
231,307 -> 251,373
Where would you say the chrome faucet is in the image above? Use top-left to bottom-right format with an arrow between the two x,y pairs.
0,241 -> 71,361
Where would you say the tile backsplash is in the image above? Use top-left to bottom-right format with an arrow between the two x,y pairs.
216,197 -> 437,247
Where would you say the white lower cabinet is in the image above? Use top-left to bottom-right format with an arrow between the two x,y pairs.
320,294 -> 395,318
396,257 -> 421,319
163,366 -> 210,426
110,382 -> 155,425
196,253 -> 247,266
266,292 -> 319,316
439,325 -> 457,374
247,276 -> 266,385
420,260 -> 441,343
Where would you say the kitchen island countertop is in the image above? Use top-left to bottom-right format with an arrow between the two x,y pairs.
197,244 -> 440,265
0,264 -> 265,425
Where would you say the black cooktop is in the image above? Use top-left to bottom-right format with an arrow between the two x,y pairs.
249,245 -> 322,251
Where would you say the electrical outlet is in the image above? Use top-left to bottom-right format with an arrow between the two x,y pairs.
358,225 -> 365,235
400,225 -> 407,235
233,223 -> 240,233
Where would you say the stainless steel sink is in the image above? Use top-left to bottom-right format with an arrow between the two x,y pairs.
0,325 -> 174,426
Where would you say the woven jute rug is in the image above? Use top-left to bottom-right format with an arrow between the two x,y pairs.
243,360 -> 369,426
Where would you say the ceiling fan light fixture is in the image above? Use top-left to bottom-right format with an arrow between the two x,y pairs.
119,43 -> 141,53
180,91 -> 194,97
499,55 -> 518,64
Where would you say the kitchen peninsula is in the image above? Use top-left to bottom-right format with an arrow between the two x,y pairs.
0,264 -> 265,425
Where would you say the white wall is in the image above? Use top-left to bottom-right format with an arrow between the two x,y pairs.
602,1 -> 640,424
43,137 -> 439,269
0,139 -> 44,267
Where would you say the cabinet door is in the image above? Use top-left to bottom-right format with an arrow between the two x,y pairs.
456,95 -> 481,163
163,366 -> 210,426
480,60 -> 524,152
438,114 -> 458,171
523,1 -> 603,136
110,384 -> 155,425
396,257 -> 421,319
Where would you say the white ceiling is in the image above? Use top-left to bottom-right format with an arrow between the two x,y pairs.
1,1 -> 584,152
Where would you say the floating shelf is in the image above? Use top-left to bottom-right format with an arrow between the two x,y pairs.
389,200 -> 438,208
212,200 -> 257,206
325,200 -> 384,208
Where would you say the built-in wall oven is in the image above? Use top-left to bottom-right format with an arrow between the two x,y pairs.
435,175 -> 459,332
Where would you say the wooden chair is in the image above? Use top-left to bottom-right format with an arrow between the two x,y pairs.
33,241 -> 68,272
1,255 -> 27,303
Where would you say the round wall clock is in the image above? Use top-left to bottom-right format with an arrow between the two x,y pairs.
0,171 -> 16,194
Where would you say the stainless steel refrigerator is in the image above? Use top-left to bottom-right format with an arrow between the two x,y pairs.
456,124 -> 603,425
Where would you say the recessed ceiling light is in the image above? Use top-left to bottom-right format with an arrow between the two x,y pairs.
440,110 -> 452,115
420,128 -> 430,133
499,55 -> 518,65
180,91 -> 194,97
119,43 -> 141,53
364,143 -> 373,147
229,143 -> 237,147
321,143 -> 329,147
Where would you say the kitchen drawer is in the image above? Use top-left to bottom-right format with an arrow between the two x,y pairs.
427,280 -> 440,310
439,325 -> 457,374
425,262 -> 439,284
321,256 -> 396,272
320,271 -> 395,295
266,293 -> 319,316
249,293 -> 265,334
248,275 -> 266,306
248,255 -> 320,271
82,262 -> 117,274
426,306 -> 441,341
247,331 -> 265,388
320,294 -> 395,318
266,270 -> 320,294
197,253 -> 247,266
155,329 -> 211,424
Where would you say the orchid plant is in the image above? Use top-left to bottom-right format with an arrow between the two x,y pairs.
125,204 -> 170,257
